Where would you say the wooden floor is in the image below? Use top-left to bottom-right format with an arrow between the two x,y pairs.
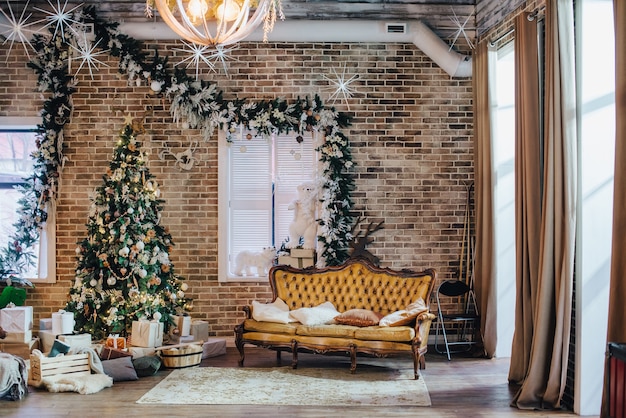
3,345 -> 590,418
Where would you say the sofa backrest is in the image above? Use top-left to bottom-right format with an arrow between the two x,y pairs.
269,257 -> 436,315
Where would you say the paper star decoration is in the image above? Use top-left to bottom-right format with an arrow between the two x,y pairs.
69,37 -> 109,79
35,0 -> 83,41
124,114 -> 134,125
174,41 -> 216,80
321,64 -> 360,111
448,8 -> 474,50
206,45 -> 239,76
0,0 -> 39,61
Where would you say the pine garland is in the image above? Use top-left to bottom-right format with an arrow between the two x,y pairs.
0,5 -> 355,286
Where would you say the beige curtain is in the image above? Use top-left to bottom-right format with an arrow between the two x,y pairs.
508,11 -> 542,386
472,40 -> 497,358
512,0 -> 577,410
602,0 -> 626,416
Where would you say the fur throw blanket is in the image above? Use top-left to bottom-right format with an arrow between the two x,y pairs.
42,374 -> 113,395
0,353 -> 28,401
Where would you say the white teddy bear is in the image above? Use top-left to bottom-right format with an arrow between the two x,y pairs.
287,181 -> 318,249
234,247 -> 276,276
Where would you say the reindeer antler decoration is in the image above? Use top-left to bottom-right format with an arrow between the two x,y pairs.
349,217 -> 384,265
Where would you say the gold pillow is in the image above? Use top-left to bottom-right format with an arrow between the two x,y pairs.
334,309 -> 383,327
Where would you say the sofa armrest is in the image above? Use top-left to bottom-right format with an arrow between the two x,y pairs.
242,305 -> 253,319
415,312 -> 436,349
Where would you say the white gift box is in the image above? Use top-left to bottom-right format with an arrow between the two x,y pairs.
3,330 -> 32,343
131,320 -> 164,348
39,318 -> 53,330
58,333 -> 92,350
190,320 -> 209,342
171,315 -> 191,337
0,306 -> 33,332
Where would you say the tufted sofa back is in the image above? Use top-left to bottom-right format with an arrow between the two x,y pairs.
269,258 -> 436,315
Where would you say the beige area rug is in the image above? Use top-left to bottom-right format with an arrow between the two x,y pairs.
136,365 -> 431,406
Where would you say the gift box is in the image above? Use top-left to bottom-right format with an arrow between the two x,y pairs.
190,320 -> 209,342
0,305 -> 33,332
58,333 -> 92,350
100,346 -> 132,360
131,320 -> 164,348
39,318 -> 53,330
38,330 -> 56,352
0,337 -> 39,359
128,346 -> 156,359
105,335 -> 127,350
3,330 -> 32,343
171,315 -> 191,337
202,337 -> 227,359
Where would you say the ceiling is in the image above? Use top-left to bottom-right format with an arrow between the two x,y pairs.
1,0 -> 477,40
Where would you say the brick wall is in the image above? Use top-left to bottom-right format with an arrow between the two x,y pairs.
0,37 -> 473,339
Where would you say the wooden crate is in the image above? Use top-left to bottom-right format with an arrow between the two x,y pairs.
28,353 -> 91,387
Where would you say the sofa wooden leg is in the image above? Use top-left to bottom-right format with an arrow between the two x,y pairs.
234,324 -> 245,366
291,340 -> 298,369
349,344 -> 357,374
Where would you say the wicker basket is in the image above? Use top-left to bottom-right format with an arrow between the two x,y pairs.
160,344 -> 203,369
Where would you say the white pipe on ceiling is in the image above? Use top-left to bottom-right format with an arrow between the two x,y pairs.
121,20 -> 473,78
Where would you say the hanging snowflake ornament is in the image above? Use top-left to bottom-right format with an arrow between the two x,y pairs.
0,0 -> 39,61
69,37 -> 110,80
448,7 -> 474,51
206,45 -> 239,76
173,41 -> 215,81
35,0 -> 84,41
321,63 -> 360,111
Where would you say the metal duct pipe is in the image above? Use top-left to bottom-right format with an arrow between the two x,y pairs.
120,20 -> 472,78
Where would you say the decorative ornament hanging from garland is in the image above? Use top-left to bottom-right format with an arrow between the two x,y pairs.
0,4 -> 355,285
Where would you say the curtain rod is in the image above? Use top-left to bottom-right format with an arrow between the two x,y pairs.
488,7 -> 545,47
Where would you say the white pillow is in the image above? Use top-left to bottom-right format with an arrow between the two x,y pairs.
252,298 -> 292,324
379,297 -> 428,327
289,301 -> 340,326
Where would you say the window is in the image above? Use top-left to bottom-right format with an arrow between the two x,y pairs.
491,42 -> 516,358
0,117 -> 56,283
218,129 -> 318,281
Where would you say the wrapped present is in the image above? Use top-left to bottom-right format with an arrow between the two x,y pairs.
202,338 -> 227,359
0,305 -> 33,332
51,310 -> 75,335
39,318 -> 53,330
38,330 -> 56,352
0,337 -> 39,359
106,334 -> 127,349
168,334 -> 196,345
131,320 -> 164,348
190,320 -> 209,342
128,346 -> 156,359
100,346 -> 132,360
171,315 -> 191,337
3,330 -> 32,343
58,333 -> 92,350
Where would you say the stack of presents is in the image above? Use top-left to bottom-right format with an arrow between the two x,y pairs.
0,300 -> 226,390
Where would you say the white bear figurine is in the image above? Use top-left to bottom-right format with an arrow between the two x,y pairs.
287,181 -> 318,249
234,247 -> 276,276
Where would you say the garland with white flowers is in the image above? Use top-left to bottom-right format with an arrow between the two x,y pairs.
0,6 -> 355,285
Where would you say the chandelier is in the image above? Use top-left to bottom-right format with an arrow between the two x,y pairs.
151,0 -> 284,46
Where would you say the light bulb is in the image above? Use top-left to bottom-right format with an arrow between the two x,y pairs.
187,0 -> 210,23
216,0 -> 241,22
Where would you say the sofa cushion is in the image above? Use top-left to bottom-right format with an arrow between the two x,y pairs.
296,324 -> 359,338
334,309 -> 383,327
243,319 -> 298,335
251,298 -> 293,324
353,326 -> 415,342
289,302 -> 339,326
379,298 -> 428,327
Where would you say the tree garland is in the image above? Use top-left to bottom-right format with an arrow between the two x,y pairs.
0,6 -> 355,284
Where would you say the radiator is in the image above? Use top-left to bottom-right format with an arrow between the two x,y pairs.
609,343 -> 626,418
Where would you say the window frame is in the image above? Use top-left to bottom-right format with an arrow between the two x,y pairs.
218,128 -> 319,282
0,116 -> 56,284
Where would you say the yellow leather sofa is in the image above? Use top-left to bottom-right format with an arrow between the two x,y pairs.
234,257 -> 437,379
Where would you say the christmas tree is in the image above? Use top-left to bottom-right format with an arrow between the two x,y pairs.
65,120 -> 192,340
